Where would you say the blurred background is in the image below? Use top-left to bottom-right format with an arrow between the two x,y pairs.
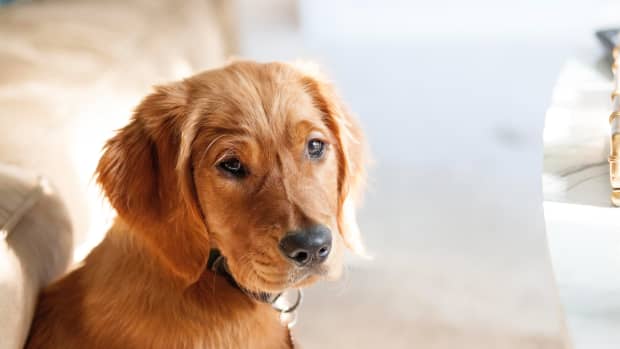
3,0 -> 620,348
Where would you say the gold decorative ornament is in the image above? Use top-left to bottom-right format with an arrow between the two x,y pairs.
610,49 -> 620,206
595,30 -> 620,205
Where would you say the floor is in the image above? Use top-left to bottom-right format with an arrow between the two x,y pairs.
234,1 -> 579,347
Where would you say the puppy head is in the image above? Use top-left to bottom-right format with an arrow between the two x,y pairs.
97,61 -> 366,292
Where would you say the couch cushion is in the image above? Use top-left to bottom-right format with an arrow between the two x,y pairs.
0,163 -> 72,349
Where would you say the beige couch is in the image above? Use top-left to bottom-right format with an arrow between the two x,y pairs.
0,164 -> 72,349
0,1 -> 234,347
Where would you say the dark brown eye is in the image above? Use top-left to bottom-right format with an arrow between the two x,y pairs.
307,139 -> 326,160
217,158 -> 248,178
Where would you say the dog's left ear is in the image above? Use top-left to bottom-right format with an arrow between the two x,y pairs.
96,82 -> 210,285
298,66 -> 368,255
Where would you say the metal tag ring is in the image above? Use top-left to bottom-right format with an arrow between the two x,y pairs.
272,288 -> 303,314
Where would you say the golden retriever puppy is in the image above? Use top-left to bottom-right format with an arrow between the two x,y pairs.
25,61 -> 366,349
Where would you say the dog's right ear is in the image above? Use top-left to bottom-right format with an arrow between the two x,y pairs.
96,83 -> 210,285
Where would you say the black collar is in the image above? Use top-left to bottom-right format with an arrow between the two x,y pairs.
207,249 -> 281,304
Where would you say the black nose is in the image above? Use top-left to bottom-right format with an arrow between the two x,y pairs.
279,225 -> 332,267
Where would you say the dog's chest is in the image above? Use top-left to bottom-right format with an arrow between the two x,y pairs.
190,307 -> 294,349
192,327 -> 294,349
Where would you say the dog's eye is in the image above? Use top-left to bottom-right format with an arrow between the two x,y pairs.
307,139 -> 326,160
217,158 -> 248,178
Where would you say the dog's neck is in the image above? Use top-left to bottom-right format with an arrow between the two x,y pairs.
206,249 -> 302,329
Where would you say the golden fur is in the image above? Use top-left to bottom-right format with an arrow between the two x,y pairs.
25,61 -> 366,349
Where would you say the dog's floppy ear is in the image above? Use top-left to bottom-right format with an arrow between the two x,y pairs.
96,83 -> 209,285
298,66 -> 368,255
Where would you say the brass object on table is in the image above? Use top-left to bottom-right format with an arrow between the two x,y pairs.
596,29 -> 620,205
610,56 -> 620,206
610,132 -> 620,206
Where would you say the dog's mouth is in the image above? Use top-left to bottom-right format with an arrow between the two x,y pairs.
249,262 -> 327,292
215,253 -> 328,295
209,249 -> 327,308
